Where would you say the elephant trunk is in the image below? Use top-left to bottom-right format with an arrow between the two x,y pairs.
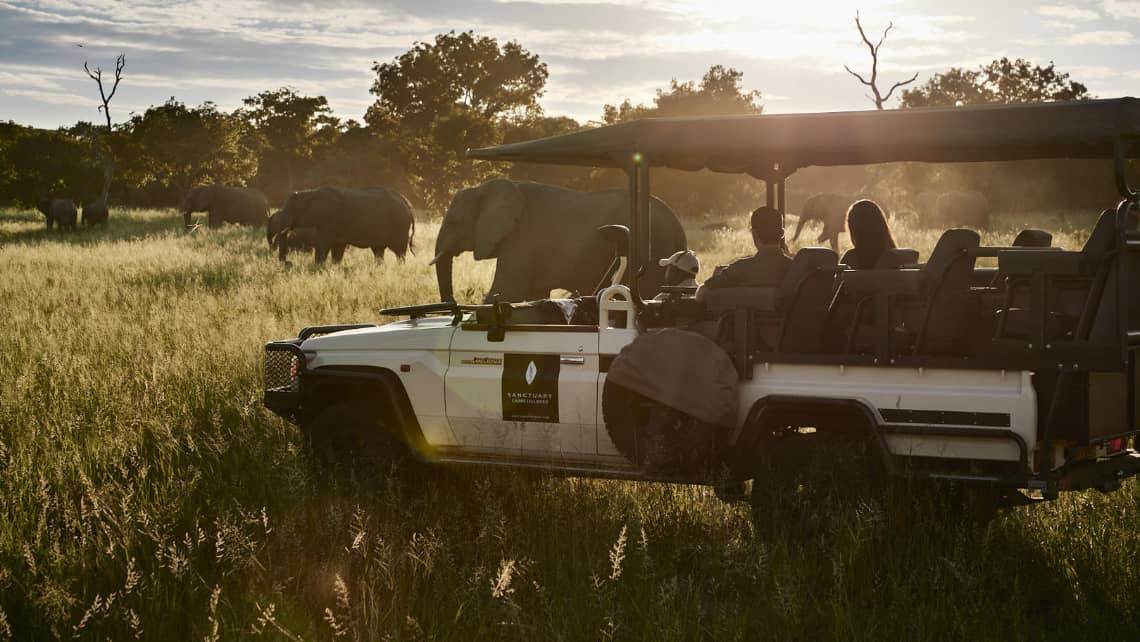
434,253 -> 455,303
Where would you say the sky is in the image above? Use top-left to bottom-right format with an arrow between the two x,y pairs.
1,0 -> 1139,129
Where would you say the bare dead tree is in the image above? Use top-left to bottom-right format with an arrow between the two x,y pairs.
84,54 -> 125,204
843,13 -> 918,110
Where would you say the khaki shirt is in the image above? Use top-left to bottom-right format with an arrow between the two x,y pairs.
703,246 -> 792,289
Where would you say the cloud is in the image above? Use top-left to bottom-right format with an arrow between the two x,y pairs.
3,87 -> 94,105
1038,4 -> 1100,21
1062,29 -> 1135,44
1103,0 -> 1140,19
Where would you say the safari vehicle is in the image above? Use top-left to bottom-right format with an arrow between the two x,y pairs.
265,98 -> 1140,502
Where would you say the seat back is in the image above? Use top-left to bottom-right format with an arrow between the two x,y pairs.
779,248 -> 839,352
1012,229 -> 1053,248
916,229 -> 981,354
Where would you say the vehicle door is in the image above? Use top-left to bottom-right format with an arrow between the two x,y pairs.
444,321 -> 600,460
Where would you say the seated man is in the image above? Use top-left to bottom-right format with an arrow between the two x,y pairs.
696,206 -> 792,301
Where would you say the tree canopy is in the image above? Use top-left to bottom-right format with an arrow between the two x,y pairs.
899,57 -> 1089,108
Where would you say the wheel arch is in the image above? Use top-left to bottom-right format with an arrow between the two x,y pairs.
728,395 -> 894,478
301,365 -> 431,459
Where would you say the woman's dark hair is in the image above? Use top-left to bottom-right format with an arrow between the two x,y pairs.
846,200 -> 895,269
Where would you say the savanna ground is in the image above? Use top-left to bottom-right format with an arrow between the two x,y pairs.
0,206 -> 1137,641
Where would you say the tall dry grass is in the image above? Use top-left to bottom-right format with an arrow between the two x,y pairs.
0,207 -> 1136,641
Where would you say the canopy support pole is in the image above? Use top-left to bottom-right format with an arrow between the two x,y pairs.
626,159 -> 639,290
1115,137 -> 1138,201
636,157 -> 651,305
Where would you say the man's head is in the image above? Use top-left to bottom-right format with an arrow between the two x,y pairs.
658,250 -> 700,286
750,206 -> 785,249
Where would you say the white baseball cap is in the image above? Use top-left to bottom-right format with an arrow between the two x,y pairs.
658,250 -> 700,276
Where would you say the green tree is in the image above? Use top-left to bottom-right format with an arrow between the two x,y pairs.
304,121 -> 415,202
0,122 -> 97,207
121,99 -> 256,199
241,87 -> 338,200
899,57 -> 1089,108
367,31 -> 548,208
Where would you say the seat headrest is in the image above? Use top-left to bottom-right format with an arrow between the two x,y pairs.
875,248 -> 919,269
780,247 -> 838,297
926,229 -> 980,275
1012,229 -> 1053,248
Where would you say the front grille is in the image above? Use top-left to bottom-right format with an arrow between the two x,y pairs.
264,345 -> 301,392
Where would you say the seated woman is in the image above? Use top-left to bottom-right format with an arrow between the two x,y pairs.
840,199 -> 898,269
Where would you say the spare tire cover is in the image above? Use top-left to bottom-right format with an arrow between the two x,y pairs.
606,328 -> 739,428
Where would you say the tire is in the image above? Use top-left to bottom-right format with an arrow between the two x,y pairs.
602,381 -> 720,475
300,400 -> 407,467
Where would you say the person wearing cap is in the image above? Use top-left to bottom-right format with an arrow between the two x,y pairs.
696,206 -> 791,301
658,250 -> 701,289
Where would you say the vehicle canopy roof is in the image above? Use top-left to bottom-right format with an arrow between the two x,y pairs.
468,98 -> 1140,175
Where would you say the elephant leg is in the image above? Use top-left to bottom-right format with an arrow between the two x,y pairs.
331,244 -> 347,263
484,260 -> 532,303
792,216 -> 808,241
46,217 -> 54,231
208,212 -> 221,229
371,246 -> 386,262
313,244 -> 331,264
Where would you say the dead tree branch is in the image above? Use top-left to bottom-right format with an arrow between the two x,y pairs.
84,54 -> 125,204
84,54 -> 125,130
844,12 -> 918,110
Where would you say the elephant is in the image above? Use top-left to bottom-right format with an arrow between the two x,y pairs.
792,192 -> 850,250
81,201 -> 109,226
935,191 -> 990,229
266,209 -> 318,258
37,198 -> 77,231
432,179 -> 688,303
180,185 -> 269,229
271,186 -> 415,264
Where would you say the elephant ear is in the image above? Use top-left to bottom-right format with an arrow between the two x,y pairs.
474,180 -> 524,260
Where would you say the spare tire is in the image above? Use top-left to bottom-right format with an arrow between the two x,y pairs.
603,329 -> 739,474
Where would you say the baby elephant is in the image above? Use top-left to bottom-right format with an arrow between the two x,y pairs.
82,201 -> 110,226
38,198 -> 78,231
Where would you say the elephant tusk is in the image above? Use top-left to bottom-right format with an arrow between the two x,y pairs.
428,252 -> 446,266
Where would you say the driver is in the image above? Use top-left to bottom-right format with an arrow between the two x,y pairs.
696,206 -> 791,301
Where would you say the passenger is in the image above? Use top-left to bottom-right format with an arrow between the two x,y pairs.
696,206 -> 791,301
658,250 -> 700,289
840,199 -> 896,269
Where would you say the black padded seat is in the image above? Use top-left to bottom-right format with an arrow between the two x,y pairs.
840,229 -> 981,357
702,248 -> 839,372
473,299 -> 576,325
993,210 -> 1135,343
1012,229 -> 1053,248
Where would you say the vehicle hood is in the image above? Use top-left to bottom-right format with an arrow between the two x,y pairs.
300,316 -> 457,352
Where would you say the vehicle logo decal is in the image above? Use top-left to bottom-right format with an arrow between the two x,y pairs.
461,356 -> 502,366
502,354 -> 560,423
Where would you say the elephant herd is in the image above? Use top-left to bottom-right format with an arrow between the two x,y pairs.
792,190 -> 991,250
36,198 -> 108,230
176,179 -> 687,303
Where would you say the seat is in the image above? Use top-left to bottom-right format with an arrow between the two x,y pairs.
841,229 -> 981,357
702,248 -> 839,375
876,248 -> 919,269
994,211 -> 1132,344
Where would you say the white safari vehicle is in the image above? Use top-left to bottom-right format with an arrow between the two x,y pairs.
266,99 -> 1140,502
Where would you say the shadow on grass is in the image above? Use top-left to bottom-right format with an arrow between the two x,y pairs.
0,209 -> 185,247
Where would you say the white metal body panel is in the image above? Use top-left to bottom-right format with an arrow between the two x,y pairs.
737,363 -> 1036,465
445,327 -> 600,459
302,318 -> 456,446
